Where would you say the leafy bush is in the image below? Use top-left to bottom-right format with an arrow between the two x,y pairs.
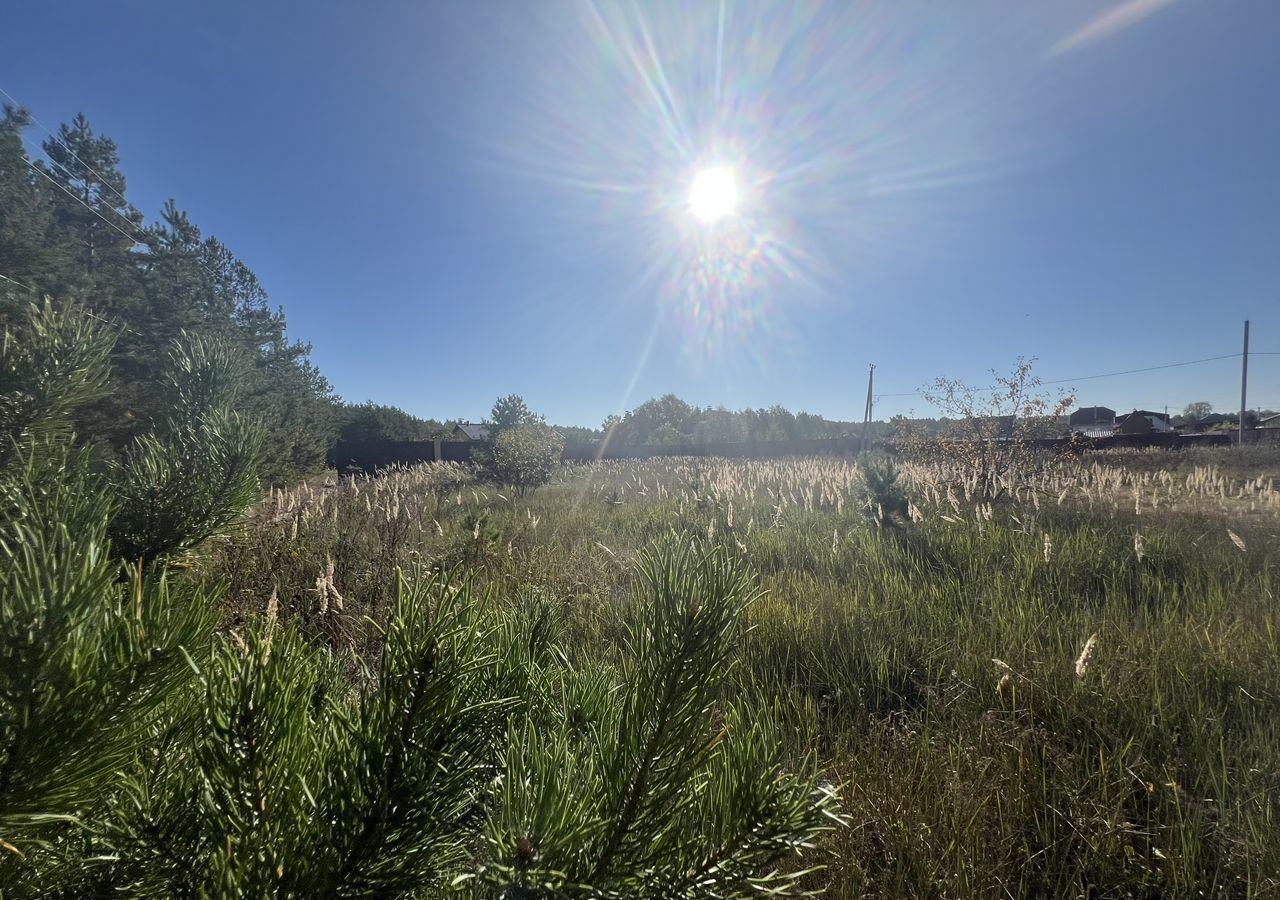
921,357 -> 1074,501
489,422 -> 565,494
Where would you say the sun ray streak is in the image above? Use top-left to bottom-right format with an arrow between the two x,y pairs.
490,1 -> 1027,370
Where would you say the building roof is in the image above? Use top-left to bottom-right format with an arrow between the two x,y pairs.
1114,410 -> 1170,435
453,422 -> 490,441
1115,413 -> 1153,435
1068,406 -> 1115,425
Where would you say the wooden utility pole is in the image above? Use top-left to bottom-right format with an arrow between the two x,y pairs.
860,364 -> 875,453
1239,319 -> 1250,445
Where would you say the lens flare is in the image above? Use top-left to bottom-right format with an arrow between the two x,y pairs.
688,166 -> 739,223
488,0 -> 1026,373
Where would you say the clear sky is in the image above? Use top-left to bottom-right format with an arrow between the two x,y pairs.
5,1 -> 1279,425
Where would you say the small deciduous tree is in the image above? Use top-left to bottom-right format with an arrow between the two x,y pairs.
922,357 -> 1074,500
1181,401 -> 1212,423
489,422 -> 565,495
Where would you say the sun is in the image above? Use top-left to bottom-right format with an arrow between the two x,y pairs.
688,165 -> 739,224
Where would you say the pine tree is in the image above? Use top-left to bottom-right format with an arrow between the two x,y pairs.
106,332 -> 263,565
40,113 -> 143,284
143,200 -> 337,483
0,107 -> 71,300
479,541 -> 842,897
0,301 -> 219,893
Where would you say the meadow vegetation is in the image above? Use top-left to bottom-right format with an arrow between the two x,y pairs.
3,298 -> 1278,897
214,449 -> 1280,897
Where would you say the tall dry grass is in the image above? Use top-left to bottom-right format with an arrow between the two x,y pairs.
202,449 -> 1280,897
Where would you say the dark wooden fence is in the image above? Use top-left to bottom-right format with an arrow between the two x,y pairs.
331,431 -> 1242,473
560,436 -> 867,461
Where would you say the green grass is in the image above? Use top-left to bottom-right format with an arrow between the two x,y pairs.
206,454 -> 1280,897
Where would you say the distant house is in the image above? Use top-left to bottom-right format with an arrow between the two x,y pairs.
1068,406 -> 1116,437
1259,413 -> 1280,430
1183,412 -> 1236,433
1115,410 -> 1171,435
452,422 -> 490,442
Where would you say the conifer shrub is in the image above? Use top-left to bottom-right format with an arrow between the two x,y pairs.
0,300 -> 842,897
107,334 -> 262,565
855,455 -> 911,528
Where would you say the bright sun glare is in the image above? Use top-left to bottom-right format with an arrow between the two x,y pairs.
688,166 -> 739,224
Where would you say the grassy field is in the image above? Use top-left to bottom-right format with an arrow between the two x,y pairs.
208,447 -> 1280,898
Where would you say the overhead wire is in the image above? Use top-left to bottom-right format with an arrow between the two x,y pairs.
0,271 -> 146,338
875,350 -> 1274,405
23,155 -> 147,250
3,84 -> 227,285
0,84 -> 137,220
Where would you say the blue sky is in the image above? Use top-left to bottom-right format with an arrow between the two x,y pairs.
5,1 -> 1279,425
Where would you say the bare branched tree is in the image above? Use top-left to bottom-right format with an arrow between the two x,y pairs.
921,357 -> 1075,501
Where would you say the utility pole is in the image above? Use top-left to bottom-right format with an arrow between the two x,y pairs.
860,364 -> 875,453
1239,319 -> 1249,445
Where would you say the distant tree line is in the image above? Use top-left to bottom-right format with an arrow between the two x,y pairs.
595,393 -> 865,446
335,401 -> 454,443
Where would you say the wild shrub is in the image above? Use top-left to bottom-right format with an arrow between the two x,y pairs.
920,357 -> 1074,501
488,422 -> 565,495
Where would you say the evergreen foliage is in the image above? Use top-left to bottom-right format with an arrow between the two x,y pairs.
336,400 -> 452,444
0,301 -> 226,891
855,456 -> 911,528
488,394 -> 535,437
106,334 -> 263,565
480,541 -> 842,896
601,394 -> 861,446
0,300 -> 839,896
98,569 -> 515,897
0,107 -> 334,483
0,297 -> 113,467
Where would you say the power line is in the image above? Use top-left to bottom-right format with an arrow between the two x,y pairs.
4,86 -> 227,286
1040,353 -> 1241,385
23,155 -> 147,250
0,271 -> 147,338
0,84 -> 137,221
874,350 -> 1269,405
0,272 -> 33,291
